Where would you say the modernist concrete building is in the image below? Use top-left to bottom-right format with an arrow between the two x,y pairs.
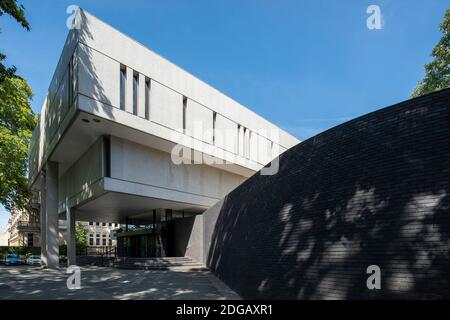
28,9 -> 299,268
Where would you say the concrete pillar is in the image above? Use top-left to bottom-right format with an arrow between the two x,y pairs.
45,161 -> 59,269
66,201 -> 76,266
40,172 -> 47,266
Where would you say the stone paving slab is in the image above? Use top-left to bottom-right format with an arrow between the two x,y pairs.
0,265 -> 241,300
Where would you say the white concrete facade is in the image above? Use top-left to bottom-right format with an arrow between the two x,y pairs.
28,9 -> 299,267
2,208 -> 42,247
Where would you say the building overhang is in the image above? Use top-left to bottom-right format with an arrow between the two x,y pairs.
31,101 -> 260,192
69,189 -> 208,225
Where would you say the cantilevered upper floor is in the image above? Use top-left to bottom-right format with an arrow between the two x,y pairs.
28,8 -> 299,220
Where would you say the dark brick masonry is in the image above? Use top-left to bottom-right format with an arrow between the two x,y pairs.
204,88 -> 450,299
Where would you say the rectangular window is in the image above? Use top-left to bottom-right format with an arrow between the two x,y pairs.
247,131 -> 252,159
133,71 -> 139,115
103,136 -> 111,178
89,238 -> 93,246
243,127 -> 247,157
213,112 -> 217,144
102,239 -> 107,246
270,141 -> 274,158
96,238 -> 100,246
109,223 -> 112,226
237,125 -> 241,154
89,222 -> 93,226
182,96 -> 187,133
68,55 -> 74,108
27,233 -> 33,247
145,78 -> 150,120
120,65 -> 126,110
102,222 -> 106,226
109,239 -> 113,246
96,222 -> 99,226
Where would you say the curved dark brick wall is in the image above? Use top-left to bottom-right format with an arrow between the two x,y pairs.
204,89 -> 450,299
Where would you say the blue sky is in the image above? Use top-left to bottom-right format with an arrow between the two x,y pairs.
0,0 -> 448,228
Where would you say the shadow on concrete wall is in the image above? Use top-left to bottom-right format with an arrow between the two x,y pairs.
38,8 -> 116,168
206,89 -> 450,299
77,9 -> 115,120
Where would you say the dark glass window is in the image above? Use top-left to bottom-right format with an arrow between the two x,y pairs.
213,112 -> 217,144
133,72 -> 138,115
68,55 -> 74,108
27,233 -> 33,247
120,65 -> 126,110
145,78 -> 150,120
182,96 -> 187,133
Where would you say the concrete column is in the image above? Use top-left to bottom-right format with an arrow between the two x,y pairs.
66,201 -> 76,266
40,172 -> 47,266
45,161 -> 59,269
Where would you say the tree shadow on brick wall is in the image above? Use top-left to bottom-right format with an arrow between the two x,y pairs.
207,89 -> 450,300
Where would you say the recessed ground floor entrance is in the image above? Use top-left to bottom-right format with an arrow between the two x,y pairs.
36,172 -> 208,268
116,209 -> 199,259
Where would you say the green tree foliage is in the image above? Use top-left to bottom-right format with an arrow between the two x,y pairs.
75,223 -> 88,248
0,0 -> 36,211
0,0 -> 30,30
0,52 -> 17,82
0,76 -> 36,210
412,9 -> 450,98
0,0 -> 30,82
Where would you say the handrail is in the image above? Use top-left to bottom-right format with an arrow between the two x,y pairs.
16,221 -> 40,228
100,246 -> 117,267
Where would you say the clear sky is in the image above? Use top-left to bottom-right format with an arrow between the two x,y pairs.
0,0 -> 448,228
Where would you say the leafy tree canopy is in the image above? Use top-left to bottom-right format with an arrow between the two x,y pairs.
0,0 -> 29,82
0,52 -> 17,82
0,76 -> 36,211
75,223 -> 88,248
0,0 -> 30,31
0,0 -> 36,211
412,9 -> 450,97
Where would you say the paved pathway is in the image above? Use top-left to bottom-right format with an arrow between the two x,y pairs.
0,265 -> 240,300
